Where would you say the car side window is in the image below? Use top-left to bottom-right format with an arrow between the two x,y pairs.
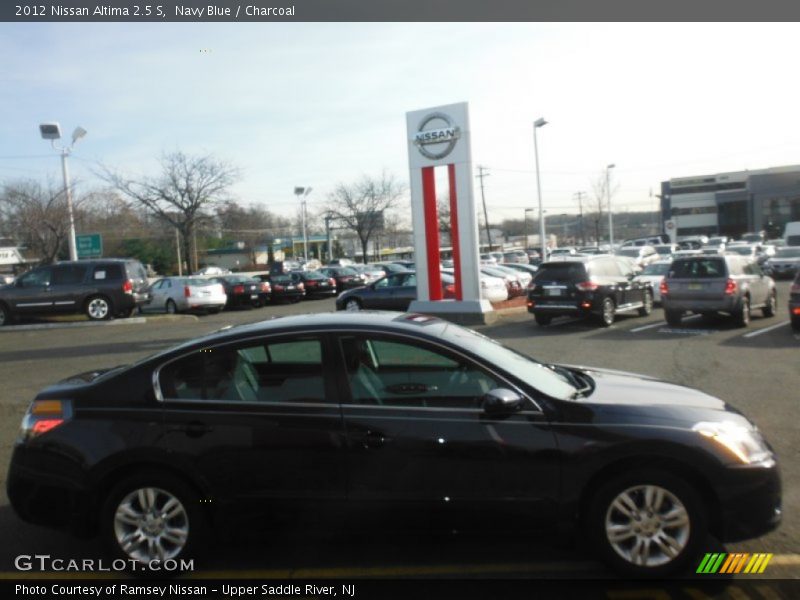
18,268 -> 52,287
339,336 -> 501,409
402,273 -> 417,287
159,337 -> 326,404
52,265 -> 88,286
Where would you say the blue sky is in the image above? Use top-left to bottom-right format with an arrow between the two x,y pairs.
2,22 -> 800,223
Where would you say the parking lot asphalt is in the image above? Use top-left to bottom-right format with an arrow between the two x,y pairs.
0,282 -> 797,578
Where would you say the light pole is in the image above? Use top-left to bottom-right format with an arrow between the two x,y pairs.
606,163 -> 615,248
524,208 -> 534,250
294,186 -> 312,260
39,122 -> 86,261
533,117 -> 548,261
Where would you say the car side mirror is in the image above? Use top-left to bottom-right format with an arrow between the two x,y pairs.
482,388 -> 525,414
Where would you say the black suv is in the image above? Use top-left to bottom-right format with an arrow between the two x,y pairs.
0,259 -> 150,325
527,256 -> 653,326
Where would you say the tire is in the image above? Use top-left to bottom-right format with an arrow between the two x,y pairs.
85,296 -> 113,321
534,313 -> 552,326
638,290 -> 653,317
101,471 -> 207,571
735,296 -> 751,328
165,300 -> 178,315
762,290 -> 777,318
344,298 -> 362,312
587,469 -> 707,577
0,302 -> 9,326
792,316 -> 800,331
665,309 -> 682,327
599,297 -> 615,327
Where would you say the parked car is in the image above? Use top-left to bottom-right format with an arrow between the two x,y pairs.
789,270 -> 800,330
319,266 -> 367,292
527,255 -> 654,327
479,253 -> 498,266
327,258 -> 354,267
289,270 -> 337,299
7,312 -> 780,577
660,255 -> 777,327
502,250 -> 529,264
255,273 -> 304,303
209,275 -> 268,309
0,259 -> 150,325
549,247 -> 578,257
193,266 -> 231,276
335,271 -> 455,312
633,261 -> 672,304
501,263 -> 539,277
350,264 -> 386,284
740,232 -> 765,244
489,264 -> 533,288
652,244 -> 679,260
481,266 -> 525,298
764,246 -> 800,279
367,262 -> 410,277
615,245 -> 660,268
147,277 -> 227,314
620,236 -> 666,247
391,260 -> 416,270
443,268 -> 508,303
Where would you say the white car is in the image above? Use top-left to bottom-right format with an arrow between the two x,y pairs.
479,253 -> 498,266
193,266 -> 231,276
147,277 -> 227,314
489,264 -> 533,288
633,260 -> 671,303
442,269 -> 508,303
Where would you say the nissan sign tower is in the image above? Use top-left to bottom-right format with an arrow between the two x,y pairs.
406,102 -> 494,324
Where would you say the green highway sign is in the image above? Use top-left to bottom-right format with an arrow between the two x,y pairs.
76,233 -> 102,258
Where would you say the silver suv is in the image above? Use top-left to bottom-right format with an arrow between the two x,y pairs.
661,255 -> 777,327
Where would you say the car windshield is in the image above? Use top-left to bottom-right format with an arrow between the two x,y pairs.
616,248 -> 640,257
670,258 -> 726,278
439,324 -> 577,401
775,247 -> 800,258
642,263 -> 671,276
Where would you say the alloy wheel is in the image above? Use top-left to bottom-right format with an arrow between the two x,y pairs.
113,487 -> 189,563
345,299 -> 361,312
87,297 -> 110,320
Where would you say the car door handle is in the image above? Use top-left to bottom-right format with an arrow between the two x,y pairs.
170,422 -> 214,437
361,430 -> 387,449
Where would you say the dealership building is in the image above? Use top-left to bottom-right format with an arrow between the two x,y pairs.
660,164 -> 800,239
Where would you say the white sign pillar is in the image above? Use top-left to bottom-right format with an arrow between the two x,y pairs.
406,102 -> 494,323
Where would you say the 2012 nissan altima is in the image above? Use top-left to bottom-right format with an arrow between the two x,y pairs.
7,312 -> 780,576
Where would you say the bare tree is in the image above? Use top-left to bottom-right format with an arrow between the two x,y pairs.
100,151 -> 239,272
0,180 -> 73,264
324,172 -> 405,263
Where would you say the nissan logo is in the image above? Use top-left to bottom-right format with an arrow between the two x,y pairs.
413,112 -> 461,160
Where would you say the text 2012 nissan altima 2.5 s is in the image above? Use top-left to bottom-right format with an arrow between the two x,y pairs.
7,313 -> 780,576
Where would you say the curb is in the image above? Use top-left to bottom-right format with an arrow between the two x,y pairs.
0,314 -> 198,332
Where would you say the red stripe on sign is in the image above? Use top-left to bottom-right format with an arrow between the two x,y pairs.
448,164 -> 462,300
422,166 -> 442,301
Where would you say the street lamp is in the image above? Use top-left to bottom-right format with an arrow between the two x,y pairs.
294,186 -> 312,260
524,208 -> 535,250
40,122 -> 87,261
606,163 -> 616,248
533,117 -> 548,261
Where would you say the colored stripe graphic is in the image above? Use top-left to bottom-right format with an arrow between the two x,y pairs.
698,553 -> 773,574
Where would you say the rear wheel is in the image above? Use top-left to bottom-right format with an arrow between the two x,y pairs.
599,297 -> 615,327
638,290 -> 653,317
588,469 -> 706,577
86,296 -> 113,321
101,471 -> 207,570
665,309 -> 682,327
0,303 -> 9,326
345,298 -> 362,312
735,296 -> 751,327
762,290 -> 777,318
165,299 -> 178,315
534,313 -> 552,326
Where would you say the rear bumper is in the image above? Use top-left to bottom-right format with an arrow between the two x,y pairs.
662,296 -> 740,314
184,295 -> 228,310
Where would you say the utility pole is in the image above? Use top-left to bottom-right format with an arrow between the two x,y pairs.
324,214 -> 333,261
476,165 -> 493,251
574,191 -> 586,246
175,228 -> 183,276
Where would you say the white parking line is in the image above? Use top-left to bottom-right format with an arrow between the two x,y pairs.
743,320 -> 790,338
630,314 -> 701,333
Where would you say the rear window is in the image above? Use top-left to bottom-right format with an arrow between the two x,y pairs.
669,258 -> 726,279
92,264 -> 124,281
775,248 -> 800,258
534,263 -> 587,282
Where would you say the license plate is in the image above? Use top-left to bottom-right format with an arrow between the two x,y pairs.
287,286 -> 295,290
250,294 -> 258,299
688,283 -> 703,290
545,288 -> 562,296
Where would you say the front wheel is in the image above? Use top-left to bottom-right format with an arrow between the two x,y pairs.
762,290 -> 777,318
0,303 -> 10,326
638,290 -> 653,317
588,469 -> 707,577
344,298 -> 361,312
86,296 -> 113,321
101,472 -> 208,570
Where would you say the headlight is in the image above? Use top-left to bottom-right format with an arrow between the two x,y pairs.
693,421 -> 772,465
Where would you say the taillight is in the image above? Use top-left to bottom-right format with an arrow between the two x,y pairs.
184,286 -> 191,298
575,281 -> 599,292
724,278 -> 737,295
660,280 -> 669,296
21,399 -> 71,441
122,279 -> 133,294
233,285 -> 245,294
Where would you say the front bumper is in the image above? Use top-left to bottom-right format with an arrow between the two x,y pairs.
716,460 -> 782,543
